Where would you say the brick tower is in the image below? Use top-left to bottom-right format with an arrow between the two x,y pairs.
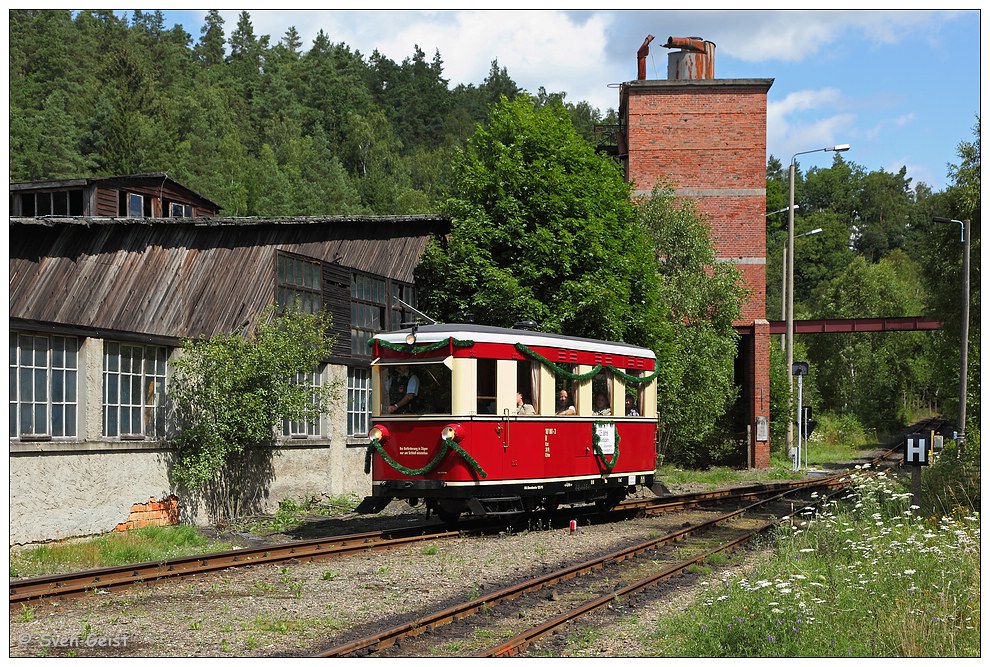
618,36 -> 773,467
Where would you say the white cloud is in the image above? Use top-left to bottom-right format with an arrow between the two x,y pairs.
769,88 -> 844,117
232,9 -> 619,111
766,88 -> 856,161
864,112 -> 916,141
676,9 -> 954,63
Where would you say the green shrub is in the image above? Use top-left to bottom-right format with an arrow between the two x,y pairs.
923,430 -> 980,516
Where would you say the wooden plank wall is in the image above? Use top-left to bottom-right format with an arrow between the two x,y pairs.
9,219 -> 443,343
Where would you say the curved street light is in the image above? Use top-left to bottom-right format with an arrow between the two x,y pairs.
933,216 -> 971,456
786,144 -> 849,458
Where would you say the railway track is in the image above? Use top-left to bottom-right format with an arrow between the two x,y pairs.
8,524 -> 459,608
317,481 -> 844,657
315,429 -> 939,658
11,419 -> 936,612
9,478 -> 839,609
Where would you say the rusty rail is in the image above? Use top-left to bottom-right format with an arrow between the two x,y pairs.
317,479 -> 842,658
9,525 -> 457,607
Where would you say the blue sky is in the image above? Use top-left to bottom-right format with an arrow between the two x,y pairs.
77,7 -> 988,191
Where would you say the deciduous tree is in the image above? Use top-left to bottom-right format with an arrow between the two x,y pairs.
635,184 -> 747,464
416,95 -> 670,354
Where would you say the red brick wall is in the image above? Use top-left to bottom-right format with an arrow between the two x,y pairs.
625,81 -> 770,325
115,495 -> 179,532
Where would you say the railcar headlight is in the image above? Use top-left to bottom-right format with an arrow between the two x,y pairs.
441,423 -> 465,442
369,424 -> 390,443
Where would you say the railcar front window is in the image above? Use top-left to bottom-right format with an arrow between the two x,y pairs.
380,363 -> 451,415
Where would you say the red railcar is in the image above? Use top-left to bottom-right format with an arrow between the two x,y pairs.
355,323 -> 660,522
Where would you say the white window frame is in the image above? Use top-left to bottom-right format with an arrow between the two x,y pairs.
282,370 -> 322,438
9,333 -> 79,439
128,192 -> 144,218
103,342 -> 168,439
347,366 -> 372,437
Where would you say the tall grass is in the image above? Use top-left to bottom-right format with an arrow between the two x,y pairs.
10,525 -> 238,578
643,467 -> 980,657
922,434 -> 981,516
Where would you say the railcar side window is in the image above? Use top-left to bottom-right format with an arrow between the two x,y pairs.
554,367 -> 576,415
592,370 -> 614,416
516,360 -> 539,415
381,363 -> 451,415
476,359 -> 496,414
624,369 -> 646,416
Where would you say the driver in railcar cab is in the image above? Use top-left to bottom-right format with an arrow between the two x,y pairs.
386,366 -> 419,414
556,389 -> 576,416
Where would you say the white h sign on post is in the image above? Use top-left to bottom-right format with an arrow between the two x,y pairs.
904,434 -> 929,466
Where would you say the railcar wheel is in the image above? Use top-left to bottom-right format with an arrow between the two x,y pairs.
430,499 -> 463,525
436,508 -> 461,525
594,489 -> 626,512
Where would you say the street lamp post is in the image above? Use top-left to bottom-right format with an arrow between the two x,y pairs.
767,205 -> 799,340
933,216 -> 971,456
780,225 -> 821,351
787,144 -> 849,454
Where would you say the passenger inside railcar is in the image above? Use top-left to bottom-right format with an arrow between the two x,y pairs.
516,391 -> 536,415
592,372 -> 613,416
625,392 -> 640,416
556,389 -> 576,415
624,369 -> 647,416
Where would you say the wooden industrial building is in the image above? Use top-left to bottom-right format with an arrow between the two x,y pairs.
9,174 -> 448,543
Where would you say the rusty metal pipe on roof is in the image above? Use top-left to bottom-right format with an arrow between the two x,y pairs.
663,36 -> 707,52
637,35 -> 654,80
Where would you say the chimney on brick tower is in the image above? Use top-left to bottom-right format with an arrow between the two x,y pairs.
637,35 -> 655,80
662,36 -> 716,80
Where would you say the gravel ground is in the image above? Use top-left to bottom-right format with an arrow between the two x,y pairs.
9,484 -> 778,658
